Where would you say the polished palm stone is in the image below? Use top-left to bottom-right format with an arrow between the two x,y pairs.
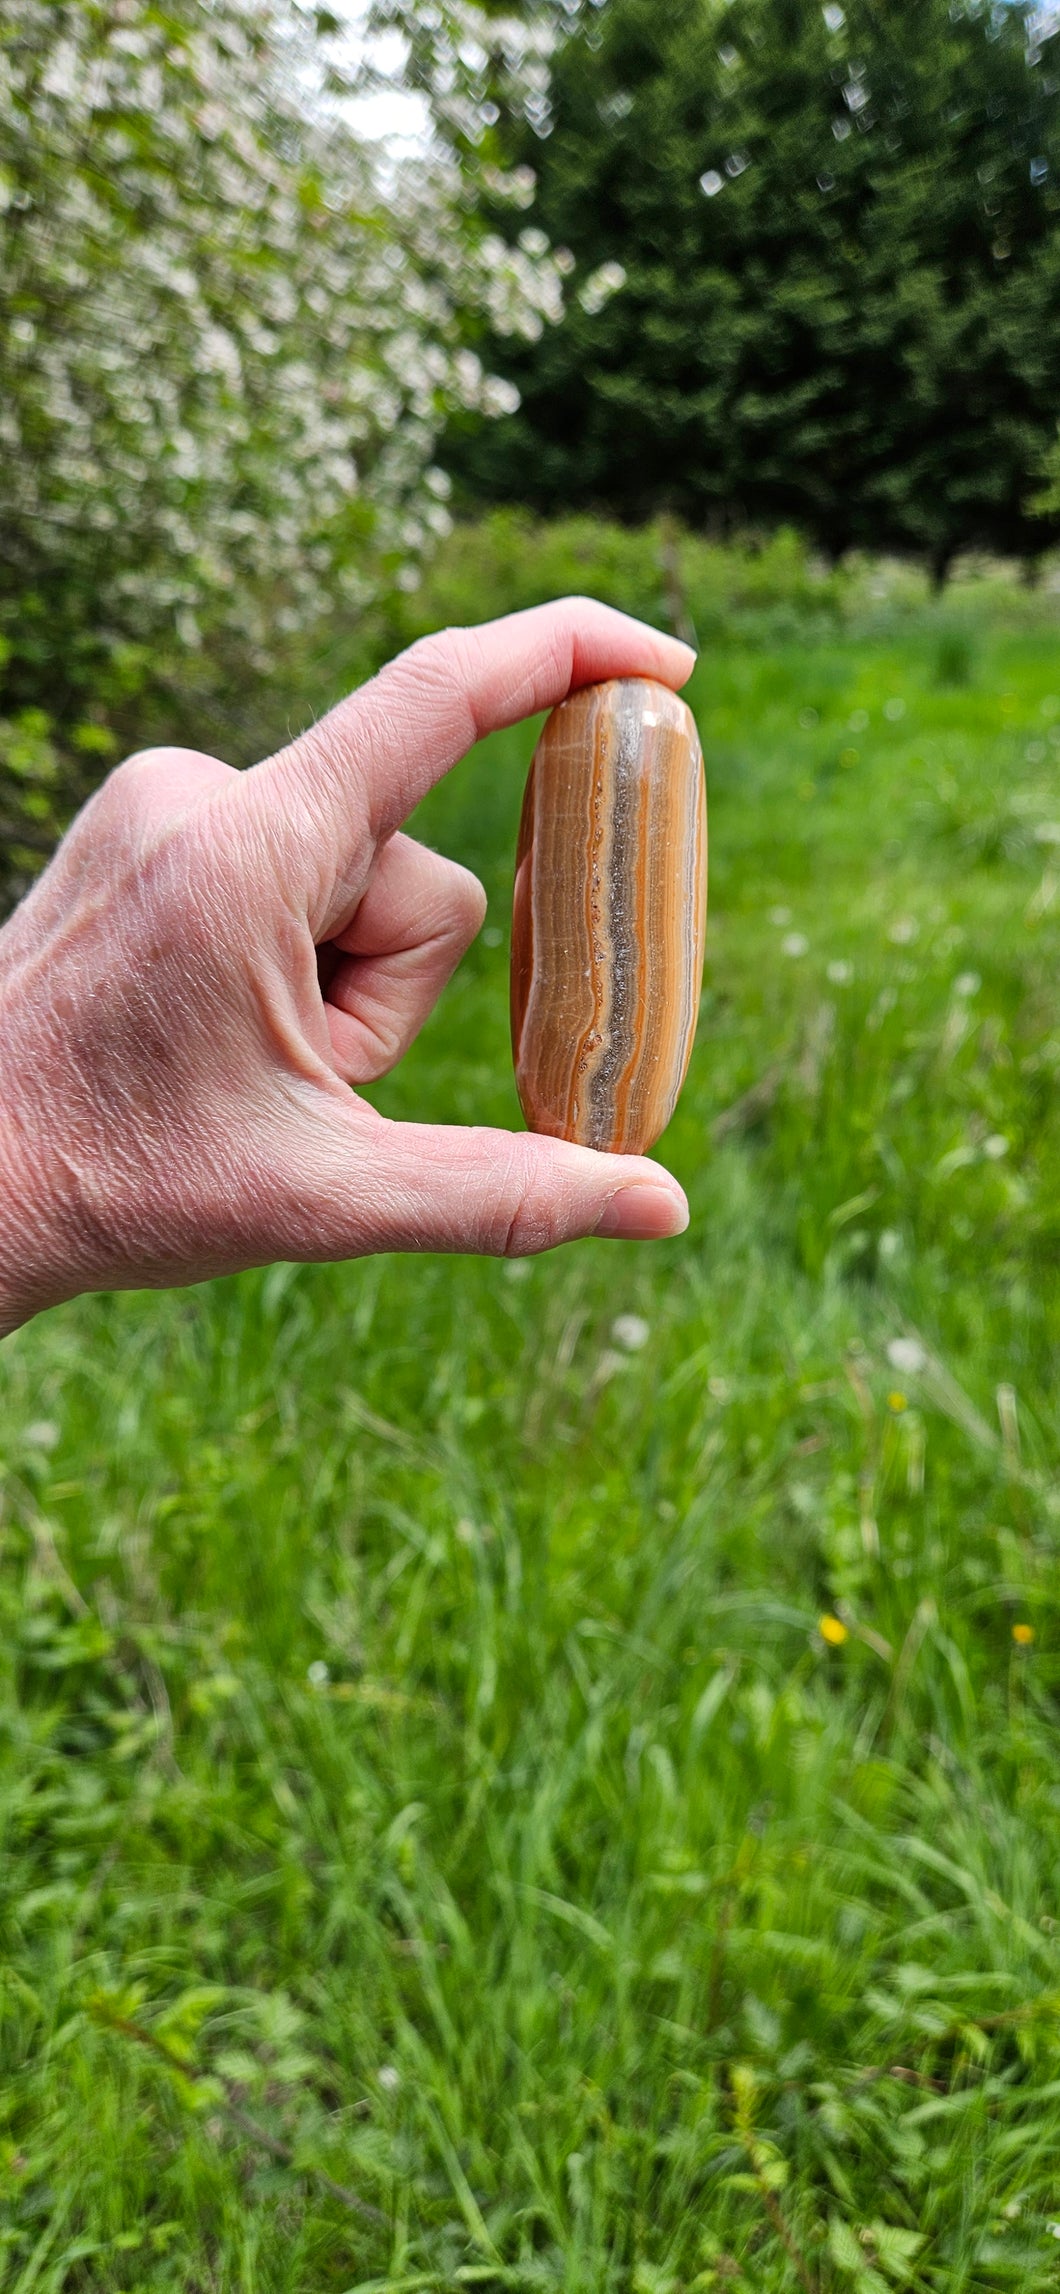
511,676 -> 707,1155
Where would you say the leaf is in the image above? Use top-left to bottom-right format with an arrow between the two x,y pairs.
869,2221 -> 924,2281
690,1663 -> 737,1741
828,2217 -> 868,2273
519,1886 -> 613,1952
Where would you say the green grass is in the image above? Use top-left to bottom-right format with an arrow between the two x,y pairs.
4,564 -> 1060,2289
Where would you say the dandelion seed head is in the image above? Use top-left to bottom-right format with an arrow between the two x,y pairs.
611,1313 -> 651,1353
887,1337 -> 927,1375
782,932 -> 810,958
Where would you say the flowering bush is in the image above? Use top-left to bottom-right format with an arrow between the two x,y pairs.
0,0 -> 561,894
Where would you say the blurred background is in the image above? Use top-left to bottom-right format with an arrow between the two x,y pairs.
4,2 -> 1060,2285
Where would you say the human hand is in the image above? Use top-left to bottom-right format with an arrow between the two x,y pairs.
0,602 -> 695,1333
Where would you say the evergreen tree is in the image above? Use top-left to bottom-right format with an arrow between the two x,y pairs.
402,0 -> 1060,572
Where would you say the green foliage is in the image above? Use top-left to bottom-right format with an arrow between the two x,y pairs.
0,507 -> 855,913
410,0 -> 1060,577
0,666 -> 119,909
5,564 -> 1060,2279
381,510 -> 849,653
1032,419 -> 1060,523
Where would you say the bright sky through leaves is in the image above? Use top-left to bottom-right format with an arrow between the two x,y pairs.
332,0 -> 430,146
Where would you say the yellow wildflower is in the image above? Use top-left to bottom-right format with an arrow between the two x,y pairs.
1012,1622 -> 1035,1647
819,1614 -> 849,1647
888,1391 -> 908,1413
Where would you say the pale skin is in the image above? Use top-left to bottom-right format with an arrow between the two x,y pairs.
0,601 -> 695,1337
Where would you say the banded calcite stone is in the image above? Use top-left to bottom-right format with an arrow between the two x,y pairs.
511,676 -> 707,1155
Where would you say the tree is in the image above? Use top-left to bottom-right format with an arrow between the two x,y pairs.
0,0 -> 562,889
380,0 -> 1060,577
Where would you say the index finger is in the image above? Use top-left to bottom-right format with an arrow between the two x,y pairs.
258,600 -> 696,849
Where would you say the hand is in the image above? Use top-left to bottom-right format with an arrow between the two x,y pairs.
0,602 -> 695,1332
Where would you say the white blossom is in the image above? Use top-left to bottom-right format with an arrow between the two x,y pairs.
579,260 -> 626,316
0,0 -> 564,682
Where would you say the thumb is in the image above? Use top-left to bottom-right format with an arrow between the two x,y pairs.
328,1115 -> 690,1258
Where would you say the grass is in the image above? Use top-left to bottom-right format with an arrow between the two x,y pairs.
4,557 -> 1060,2288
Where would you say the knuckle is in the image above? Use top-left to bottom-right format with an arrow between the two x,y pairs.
398,625 -> 481,711
110,744 -> 212,806
90,748 -> 162,825
405,625 -> 471,681
359,1011 -> 407,1078
448,861 -> 488,934
115,744 -> 179,777
365,627 -> 483,775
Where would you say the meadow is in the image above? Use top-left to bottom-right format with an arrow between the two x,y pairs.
3,539 -> 1060,2289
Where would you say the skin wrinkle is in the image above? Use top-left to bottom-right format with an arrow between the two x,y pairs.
386,629 -> 485,748
236,783 -> 330,910
331,994 -> 420,1080
268,682 -> 396,841
253,935 -> 338,1087
4,1083 -> 251,1308
502,1176 -> 553,1260
240,760 -> 371,944
353,695 -> 468,846
0,603 -> 693,1334
324,844 -> 487,1082
324,1009 -> 382,1080
283,765 -> 374,931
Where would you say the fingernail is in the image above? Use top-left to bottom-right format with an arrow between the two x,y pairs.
595,1185 -> 690,1242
